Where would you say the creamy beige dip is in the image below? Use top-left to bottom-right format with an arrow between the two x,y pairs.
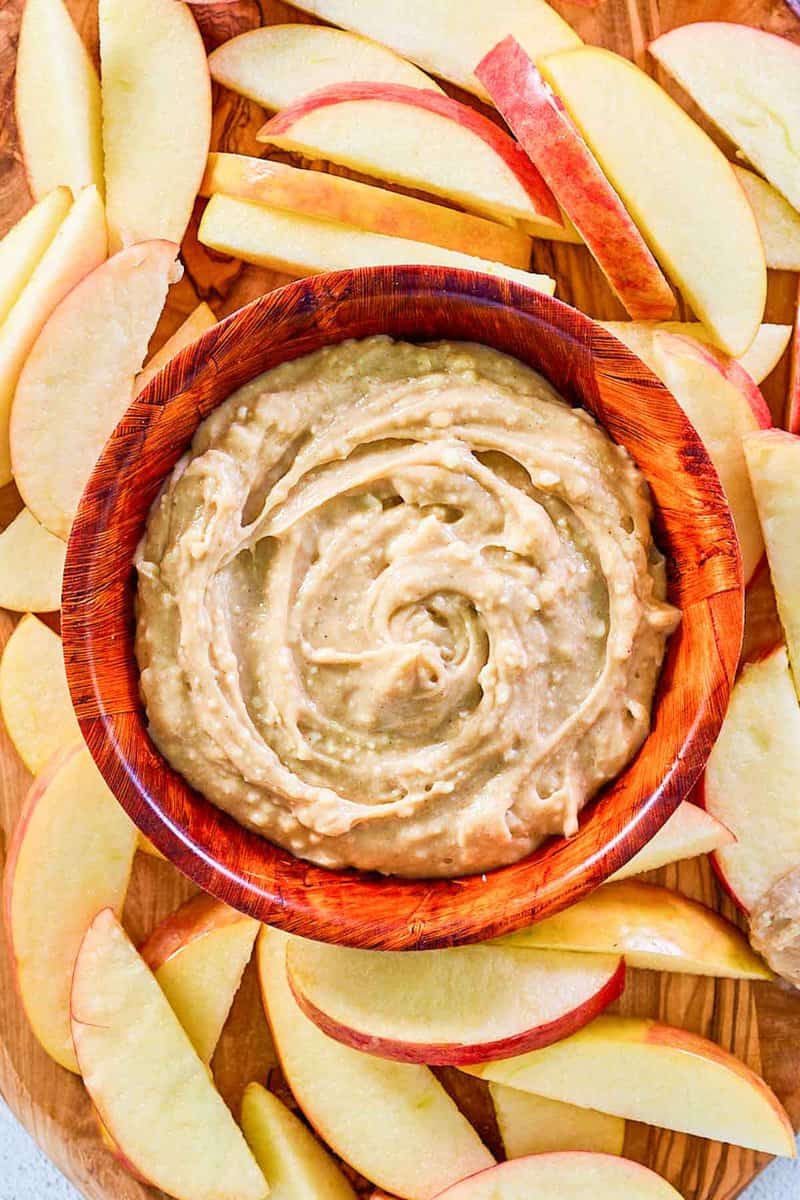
135,337 -> 678,878
750,866 -> 800,988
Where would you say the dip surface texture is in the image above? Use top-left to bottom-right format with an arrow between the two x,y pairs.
135,337 -> 679,878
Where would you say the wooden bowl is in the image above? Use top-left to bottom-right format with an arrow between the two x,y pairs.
61,266 -> 742,950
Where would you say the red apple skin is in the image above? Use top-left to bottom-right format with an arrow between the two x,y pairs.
139,892 -> 251,972
657,332 -> 773,429
787,280 -> 800,434
475,38 -> 674,321
287,958 -> 625,1067
258,82 -> 563,229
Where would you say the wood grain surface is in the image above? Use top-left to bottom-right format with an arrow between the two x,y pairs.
1,1 -> 799,1199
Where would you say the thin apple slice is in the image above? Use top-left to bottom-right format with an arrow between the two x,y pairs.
11,240 -> 179,539
209,23 -> 442,112
241,1083 -> 357,1200
540,48 -> 765,356
15,0 -> 103,198
650,23 -> 800,212
258,927 -> 493,1199
734,166 -> 800,271
468,1015 -> 795,1156
496,880 -> 770,978
100,0 -> 212,251
4,745 -> 137,1071
432,1154 -> 684,1200
140,894 -> 258,1064
0,185 -> 106,486
788,282 -> 800,435
0,189 -> 73,326
490,1084 -> 624,1158
599,321 -> 790,386
257,83 -> 562,229
0,615 -> 80,773
72,909 -> 267,1200
200,154 -> 533,269
199,195 -> 555,292
0,508 -> 65,613
135,302 -> 217,395
607,800 -> 733,882
476,39 -> 673,320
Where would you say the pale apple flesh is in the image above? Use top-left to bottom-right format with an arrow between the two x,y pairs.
0,615 -> 81,774
607,800 -> 733,882
0,507 -> 65,613
599,321 -> 791,387
734,166 -> 800,272
0,188 -> 73,327
788,282 -> 800,435
135,302 -> 217,396
431,1154 -> 685,1200
489,1083 -> 625,1158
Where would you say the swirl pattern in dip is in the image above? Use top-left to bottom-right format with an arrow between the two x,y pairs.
135,337 -> 679,878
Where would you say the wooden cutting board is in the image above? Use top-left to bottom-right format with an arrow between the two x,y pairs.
1,1 -> 800,1198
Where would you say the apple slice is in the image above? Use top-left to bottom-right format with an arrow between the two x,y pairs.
0,185 -> 106,486
0,615 -> 80,774
241,1083 -> 357,1200
257,83 -> 562,230
540,48 -> 765,356
0,508 -> 65,613
468,1015 -> 796,1156
100,0 -> 212,251
607,800 -> 733,882
650,23 -> 800,212
432,1154 -> 684,1200
788,283 -> 800,435
4,745 -> 137,1071
286,0 -> 581,101
72,909 -> 267,1200
599,321 -> 791,387
476,39 -> 673,320
734,166 -> 800,272
490,1084 -> 624,1158
135,301 -> 217,395
15,0 -> 103,199
496,880 -> 771,978
0,188 -> 73,327
200,154 -> 533,269
11,240 -> 179,539
258,927 -> 494,1199
199,195 -> 555,293
140,894 -> 258,1064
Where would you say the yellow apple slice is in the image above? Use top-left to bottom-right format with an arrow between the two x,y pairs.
139,894 -> 258,1064
11,240 -> 179,539
209,23 -> 442,112
734,166 -> 800,272
599,321 -> 791,386
287,0 -> 581,100
100,0 -> 212,250
490,1084 -> 624,1158
135,301 -> 217,395
15,0 -> 103,198
540,48 -> 765,356
468,1015 -> 795,1156
0,185 -> 106,486
241,1083 -> 357,1200
0,615 -> 80,774
433,1154 -> 684,1200
72,909 -> 267,1200
607,801 -> 733,882
0,188 -> 73,327
200,154 -> 533,269
258,927 -> 493,1199
0,508 -> 65,613
496,880 -> 771,978
4,744 -> 137,1071
650,23 -> 800,212
789,284 -> 800,435
199,196 -> 554,292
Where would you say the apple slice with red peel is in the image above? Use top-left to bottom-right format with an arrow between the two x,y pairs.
4,745 -> 137,1071
0,188 -> 73,327
734,166 -> 800,271
607,800 -> 733,882
0,508 -> 65,613
258,927 -> 494,1199
135,302 -> 217,396
490,1084 -> 625,1158
599,321 -> 790,386
496,880 -> 771,979
476,39 -> 673,320
468,1015 -> 796,1156
11,240 -> 180,539
0,615 -> 80,773
257,83 -> 562,230
140,894 -> 258,1065
431,1154 -> 684,1200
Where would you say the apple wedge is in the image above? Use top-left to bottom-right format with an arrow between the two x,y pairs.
607,800 -> 733,882
198,195 -> 555,292
4,744 -> 137,1071
0,185 -> 106,486
258,927 -> 493,1199
432,1155 -> 684,1200
72,909 -> 267,1200
476,39 -> 673,320
734,166 -> 800,271
599,321 -> 791,387
241,1083 -> 357,1200
540,47 -> 765,356
135,302 -> 217,395
257,83 -> 563,230
496,880 -> 770,979
468,1015 -> 796,1156
11,240 -> 179,539
200,154 -> 533,269
286,0 -> 581,101
15,0 -> 103,199
100,0 -> 212,250
650,23 -> 800,212
490,1084 -> 624,1158
0,507 -> 65,613
0,615 -> 80,774
0,188 -> 73,327
788,284 -> 800,435
140,894 -> 258,1064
